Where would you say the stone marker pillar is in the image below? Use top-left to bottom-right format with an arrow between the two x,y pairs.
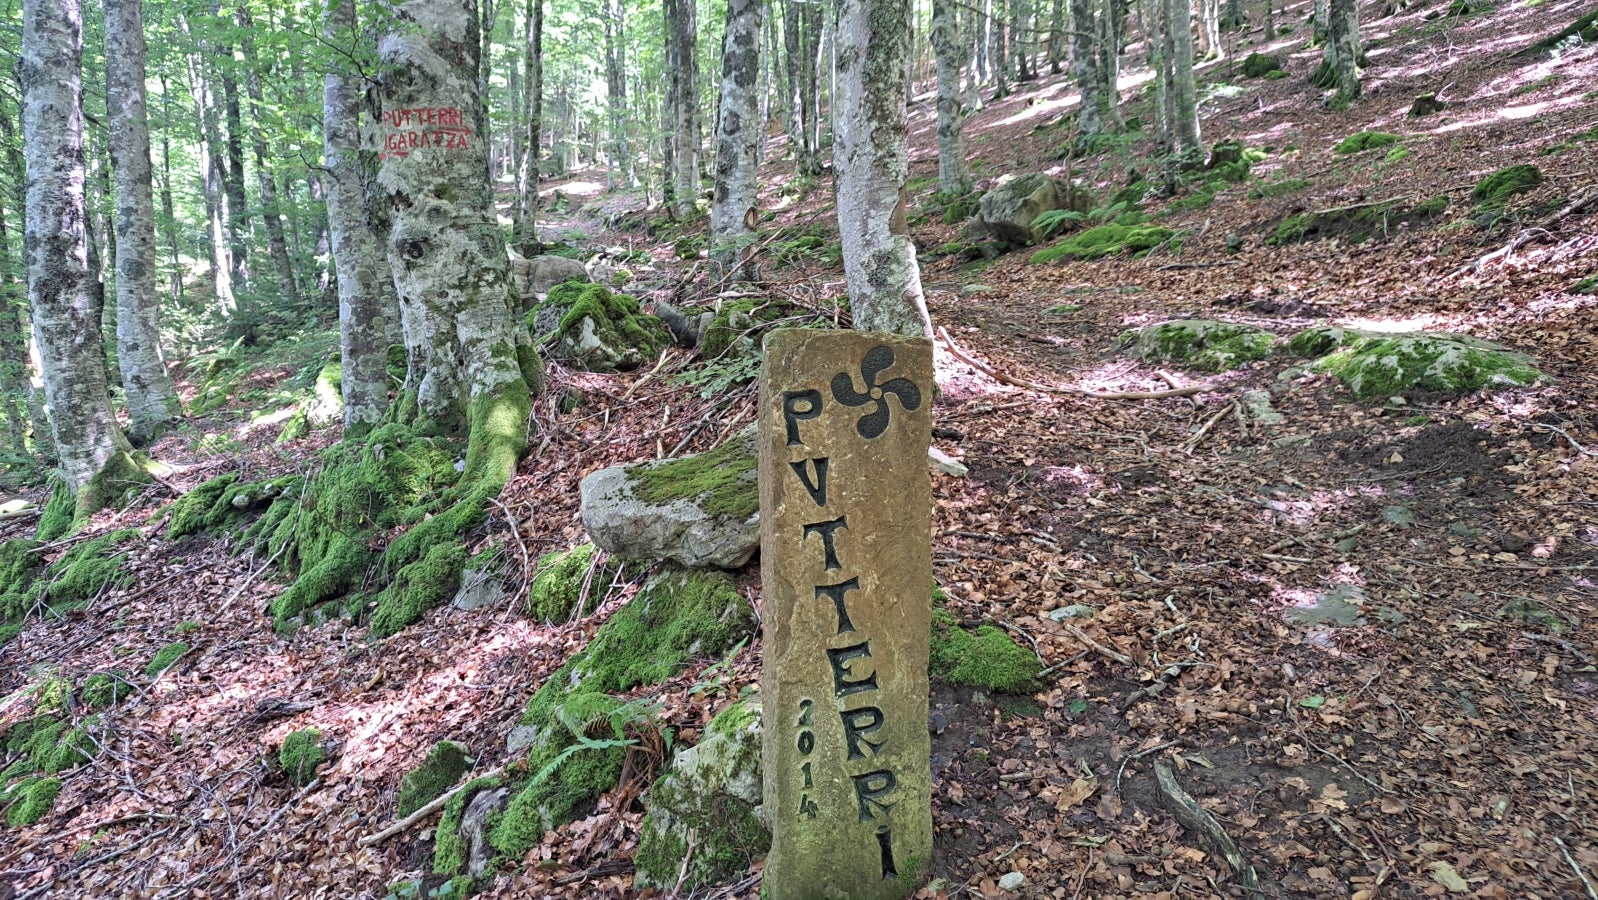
759,329 -> 934,899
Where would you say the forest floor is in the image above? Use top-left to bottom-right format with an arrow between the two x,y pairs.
3,0 -> 1598,897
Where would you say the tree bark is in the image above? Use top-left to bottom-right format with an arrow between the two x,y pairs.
834,0 -> 933,337
21,0 -> 140,506
1197,0 -> 1222,59
1070,0 -> 1105,142
514,0 -> 543,245
238,6 -> 300,308
104,0 -> 181,445
375,0 -> 534,484
1167,0 -> 1201,157
324,0 -> 393,434
0,200 -> 32,455
1326,0 -> 1361,103
664,0 -> 701,214
212,4 -> 252,293
931,0 -> 970,195
602,0 -> 631,189
179,15 -> 235,314
710,0 -> 763,281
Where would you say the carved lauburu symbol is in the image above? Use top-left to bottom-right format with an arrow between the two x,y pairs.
831,345 -> 923,440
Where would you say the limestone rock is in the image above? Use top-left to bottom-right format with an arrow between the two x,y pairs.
929,446 -> 968,476
509,252 -> 589,313
634,697 -> 770,893
533,283 -> 671,373
1312,332 -> 1544,399
580,428 -> 759,568
1128,320 -> 1276,372
974,173 -> 1093,246
459,785 -> 511,879
1242,389 -> 1286,425
998,872 -> 1027,892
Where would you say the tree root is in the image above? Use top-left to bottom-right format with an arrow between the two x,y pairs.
1153,761 -> 1264,896
1459,190 -> 1598,276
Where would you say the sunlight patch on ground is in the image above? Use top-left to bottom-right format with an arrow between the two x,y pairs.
1340,313 -> 1447,332
1042,464 -> 1105,496
555,180 -> 606,198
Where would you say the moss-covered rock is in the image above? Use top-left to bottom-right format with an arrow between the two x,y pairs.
280,728 -> 326,786
1334,131 -> 1403,154
1471,164 -> 1542,208
80,671 -> 132,709
166,473 -> 299,540
397,740 -> 473,818
1284,326 -> 1370,358
1030,224 -> 1178,263
4,776 -> 61,826
0,539 -> 45,645
1313,333 -> 1545,398
635,697 -> 769,893
580,427 -> 759,569
277,358 -> 344,443
1267,195 -> 1448,246
45,529 -> 139,610
1242,52 -> 1283,77
525,544 -> 620,622
930,609 -> 1043,693
1128,320 -> 1276,372
487,567 -> 756,862
34,481 -> 74,543
698,298 -> 795,360
532,283 -> 670,372
145,642 -> 190,677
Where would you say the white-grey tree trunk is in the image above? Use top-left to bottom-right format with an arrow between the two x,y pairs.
376,0 -> 534,477
1069,0 -> 1104,142
22,0 -> 136,496
514,0 -> 543,244
324,0 -> 392,433
931,0 -> 970,195
239,7 -> 300,308
665,0 -> 700,215
1167,0 -> 1202,157
1327,0 -> 1361,103
103,0 -> 180,445
710,0 -> 764,280
1197,0 -> 1221,59
834,0 -> 933,337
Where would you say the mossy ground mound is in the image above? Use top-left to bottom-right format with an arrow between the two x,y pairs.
397,740 -> 473,818
1267,195 -> 1448,246
1283,325 -> 1370,358
3,777 -> 61,826
145,642 -> 190,676
1242,52 -> 1283,77
624,427 -> 758,521
1471,164 -> 1542,209
930,609 -> 1043,693
0,672 -> 120,827
1311,332 -> 1545,398
165,472 -> 300,540
483,568 -> 756,865
1030,224 -> 1178,264
280,728 -> 326,786
525,544 -> 620,622
0,539 -> 44,644
532,283 -> 670,372
1128,320 -> 1276,372
1334,131 -> 1403,154
698,298 -> 797,360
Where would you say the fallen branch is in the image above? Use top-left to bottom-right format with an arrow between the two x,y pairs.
1533,423 -> 1598,457
1153,761 -> 1263,897
938,327 -> 1206,400
1058,622 -> 1134,666
358,763 -> 507,848
1554,834 -> 1598,900
1459,190 -> 1598,275
1182,402 -> 1239,453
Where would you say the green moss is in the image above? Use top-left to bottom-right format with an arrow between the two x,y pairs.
81,672 -> 131,709
698,297 -> 790,360
165,473 -> 299,540
1334,131 -> 1403,154
1413,194 -> 1450,217
492,568 -> 756,860
279,728 -> 325,786
1285,326 -> 1367,358
1249,177 -> 1311,199
1030,224 -> 1178,264
35,481 -> 73,542
625,429 -> 757,521
539,284 -> 670,372
41,723 -> 95,774
675,235 -> 706,259
635,782 -> 768,892
1242,52 -> 1283,77
1315,333 -> 1545,398
71,452 -> 155,528
929,609 -> 1043,693
1169,189 -> 1217,212
45,529 -> 138,609
397,740 -> 473,818
0,539 -> 43,644
1383,145 -> 1413,164
434,774 -> 504,875
166,473 -> 240,538
369,543 -> 467,639
1130,320 -> 1276,372
1472,164 -> 1542,207
1110,180 -> 1148,207
526,544 -> 619,622
34,677 -> 71,715
145,642 -> 190,677
4,777 -> 60,826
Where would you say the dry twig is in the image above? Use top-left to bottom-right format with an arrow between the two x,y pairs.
939,327 -> 1207,400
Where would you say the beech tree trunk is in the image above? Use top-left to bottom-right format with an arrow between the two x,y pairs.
179,15 -> 234,313
710,0 -> 763,280
238,6 -> 300,307
1326,0 -> 1361,103
21,0 -> 140,507
213,7 -> 251,293
0,202 -> 32,454
834,0 -> 933,337
323,0 -> 392,433
931,0 -> 970,194
1197,0 -> 1222,59
1070,0 -> 1106,142
104,0 -> 181,445
514,0 -> 543,244
1167,0 -> 1201,157
665,0 -> 701,215
375,0 -> 534,484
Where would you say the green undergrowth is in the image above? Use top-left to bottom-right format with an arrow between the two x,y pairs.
0,670 -> 129,827
698,297 -> 798,361
397,740 -> 473,818
526,544 -> 621,622
1031,224 -> 1179,264
769,224 -> 843,269
1241,52 -> 1283,77
482,568 -> 756,866
2,526 -> 139,645
165,472 -> 302,540
145,642 -> 190,676
625,428 -> 758,521
930,607 -> 1043,694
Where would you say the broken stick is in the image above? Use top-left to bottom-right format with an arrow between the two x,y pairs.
1153,760 -> 1263,896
